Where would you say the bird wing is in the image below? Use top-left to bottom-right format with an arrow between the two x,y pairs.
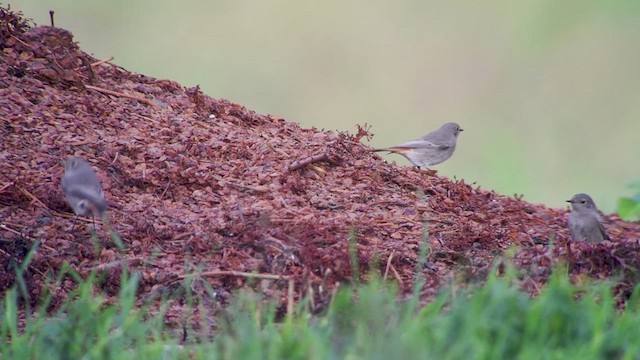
373,139 -> 450,152
598,221 -> 610,240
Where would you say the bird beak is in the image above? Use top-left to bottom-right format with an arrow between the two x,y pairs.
459,128 -> 464,132
565,200 -> 572,203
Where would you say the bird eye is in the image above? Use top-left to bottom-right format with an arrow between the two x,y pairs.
580,200 -> 586,204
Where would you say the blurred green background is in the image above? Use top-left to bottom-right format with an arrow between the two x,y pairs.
9,0 -> 640,213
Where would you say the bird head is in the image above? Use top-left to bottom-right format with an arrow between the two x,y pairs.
566,193 -> 597,211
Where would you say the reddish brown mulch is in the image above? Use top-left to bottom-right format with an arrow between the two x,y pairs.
1,7 -> 640,321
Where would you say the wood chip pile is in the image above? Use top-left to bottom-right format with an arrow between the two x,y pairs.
1,8 -> 639,317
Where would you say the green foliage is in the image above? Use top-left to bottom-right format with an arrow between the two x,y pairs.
3,261 -> 640,359
0,269 -> 174,360
617,180 -> 640,221
209,270 -> 640,360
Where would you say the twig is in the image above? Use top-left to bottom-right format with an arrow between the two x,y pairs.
390,264 -> 404,290
287,278 -> 295,319
108,152 -> 120,167
81,57 -> 96,84
91,257 -> 145,271
17,186 -> 50,211
85,85 -> 161,108
236,200 -> 245,222
10,35 -> 32,49
383,251 -> 395,281
309,164 -> 326,174
528,275 -> 541,294
306,278 -> 315,312
159,181 -> 172,200
226,181 -> 268,193
211,175 -> 268,193
354,123 -> 374,142
178,270 -> 290,281
0,223 -> 23,237
91,57 -> 114,67
173,232 -> 192,241
0,181 -> 13,194
288,152 -> 341,172
0,224 -> 56,251
195,120 -> 215,130
49,10 -> 55,27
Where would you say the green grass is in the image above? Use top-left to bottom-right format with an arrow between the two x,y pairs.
3,258 -> 640,359
617,179 -> 640,221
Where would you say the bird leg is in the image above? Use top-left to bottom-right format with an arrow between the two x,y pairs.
70,215 -> 79,232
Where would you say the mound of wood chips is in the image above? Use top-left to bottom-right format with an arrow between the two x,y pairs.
1,8 -> 639,320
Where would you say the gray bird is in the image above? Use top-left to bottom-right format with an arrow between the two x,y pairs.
61,156 -> 107,219
371,122 -> 463,169
567,193 -> 609,243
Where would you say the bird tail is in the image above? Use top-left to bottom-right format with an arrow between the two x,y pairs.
371,147 -> 407,154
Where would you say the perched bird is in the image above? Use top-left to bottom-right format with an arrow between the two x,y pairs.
567,193 -> 609,243
61,156 -> 107,221
371,122 -> 463,169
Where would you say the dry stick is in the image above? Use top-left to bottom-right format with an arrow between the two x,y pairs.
91,57 -> 114,67
0,224 -> 56,252
0,223 -> 22,237
307,280 -> 315,312
17,186 -> 51,211
211,175 -> 268,193
225,181 -> 267,193
528,275 -> 541,294
178,271 -> 294,316
108,152 -> 120,167
178,270 -> 290,281
309,164 -> 326,174
182,270 -> 296,316
236,200 -> 245,222
130,113 -> 155,122
0,181 -> 13,193
81,57 -> 96,85
288,153 -> 340,172
173,232 -> 192,241
10,35 -> 32,48
195,120 -> 215,131
159,181 -> 172,200
85,85 -> 161,108
49,10 -> 55,27
390,264 -> 404,290
383,251 -> 395,281
287,278 -> 295,319
29,264 -> 47,280
91,257 -> 145,271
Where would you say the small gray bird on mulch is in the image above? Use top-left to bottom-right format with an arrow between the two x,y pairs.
61,156 -> 107,226
371,122 -> 463,169
567,193 -> 609,243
